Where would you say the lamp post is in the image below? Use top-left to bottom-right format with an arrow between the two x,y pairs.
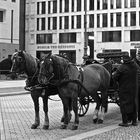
83,0 -> 88,62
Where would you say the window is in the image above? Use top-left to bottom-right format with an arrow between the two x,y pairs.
130,0 -> 136,8
110,13 -> 113,27
59,17 -> 62,29
0,11 -> 4,22
110,0 -> 114,9
53,17 -> 57,30
97,14 -> 100,27
116,13 -> 121,27
102,13 -> 107,27
37,2 -> 46,14
65,0 -> 69,12
130,30 -> 140,41
60,0 -> 62,13
125,12 -> 128,26
71,16 -> 74,29
89,14 -> 94,28
53,0 -> 57,13
89,0 -> 94,10
131,12 -> 136,26
77,15 -> 81,28
102,31 -> 121,42
41,18 -> 45,30
77,0 -> 81,11
36,34 -> 52,44
12,0 -> 16,2
116,0 -> 121,8
97,0 -> 100,10
48,17 -> 50,30
48,1 -> 51,14
103,0 -> 107,9
64,16 -> 69,29
59,33 -> 76,43
37,18 -> 45,30
72,0 -> 74,12
124,0 -> 128,8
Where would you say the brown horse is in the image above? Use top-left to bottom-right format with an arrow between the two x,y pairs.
38,53 -> 111,130
11,51 -> 72,130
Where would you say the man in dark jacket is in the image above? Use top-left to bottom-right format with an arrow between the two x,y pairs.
113,55 -> 138,127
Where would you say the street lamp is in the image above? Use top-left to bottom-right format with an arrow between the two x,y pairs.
83,0 -> 88,62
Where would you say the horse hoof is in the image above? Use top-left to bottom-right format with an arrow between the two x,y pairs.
93,118 -> 98,124
43,125 -> 49,130
31,124 -> 39,129
98,119 -> 103,124
60,124 -> 67,129
71,125 -> 78,130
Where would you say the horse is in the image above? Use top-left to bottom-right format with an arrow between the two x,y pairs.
38,53 -> 111,130
11,51 -> 72,130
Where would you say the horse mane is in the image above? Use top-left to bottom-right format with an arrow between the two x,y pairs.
51,54 -> 70,79
22,51 -> 38,76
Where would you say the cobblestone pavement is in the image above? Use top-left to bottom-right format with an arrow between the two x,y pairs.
0,80 -> 140,140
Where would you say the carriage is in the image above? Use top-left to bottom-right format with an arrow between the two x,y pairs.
78,51 -> 129,117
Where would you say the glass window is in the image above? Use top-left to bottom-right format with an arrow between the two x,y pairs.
116,0 -> 121,8
89,14 -> 94,28
37,18 -> 39,30
0,11 -> 3,22
110,13 -> 113,27
71,16 -> 74,29
42,2 -> 46,14
59,33 -> 76,43
48,1 -> 51,14
77,15 -> 81,28
60,0 -> 62,13
124,0 -> 128,8
36,34 -> 52,44
110,0 -> 114,9
102,13 -> 107,27
65,0 -> 69,12
77,0 -> 81,11
72,0 -> 74,12
103,0 -> 107,9
125,12 -> 128,26
53,0 -> 57,13
130,30 -> 140,41
59,17 -> 62,29
130,0 -> 136,7
41,18 -> 45,30
64,16 -> 69,29
131,12 -> 136,26
48,17 -> 50,30
102,31 -> 121,42
53,17 -> 57,30
12,0 -> 16,2
116,13 -> 121,27
89,0 -> 94,10
37,2 -> 39,14
97,14 -> 100,27
97,0 -> 100,10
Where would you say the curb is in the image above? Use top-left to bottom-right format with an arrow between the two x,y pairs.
0,91 -> 30,97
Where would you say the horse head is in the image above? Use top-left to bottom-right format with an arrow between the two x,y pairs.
38,53 -> 54,85
11,51 -> 26,74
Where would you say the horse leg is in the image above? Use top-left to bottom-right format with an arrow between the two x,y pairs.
98,90 -> 108,124
31,94 -> 40,129
71,97 -> 79,130
91,92 -> 101,123
42,96 -> 49,130
60,97 -> 69,129
61,98 -> 72,123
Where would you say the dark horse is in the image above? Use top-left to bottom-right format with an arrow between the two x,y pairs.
11,51 -> 71,130
38,53 -> 111,130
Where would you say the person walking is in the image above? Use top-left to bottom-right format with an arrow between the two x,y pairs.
113,55 -> 138,127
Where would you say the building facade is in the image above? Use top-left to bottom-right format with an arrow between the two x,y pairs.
25,0 -> 140,64
0,0 -> 19,61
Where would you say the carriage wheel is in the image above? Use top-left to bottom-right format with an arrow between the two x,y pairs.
78,96 -> 90,117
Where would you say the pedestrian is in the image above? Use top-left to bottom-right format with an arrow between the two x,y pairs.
112,55 -> 138,127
